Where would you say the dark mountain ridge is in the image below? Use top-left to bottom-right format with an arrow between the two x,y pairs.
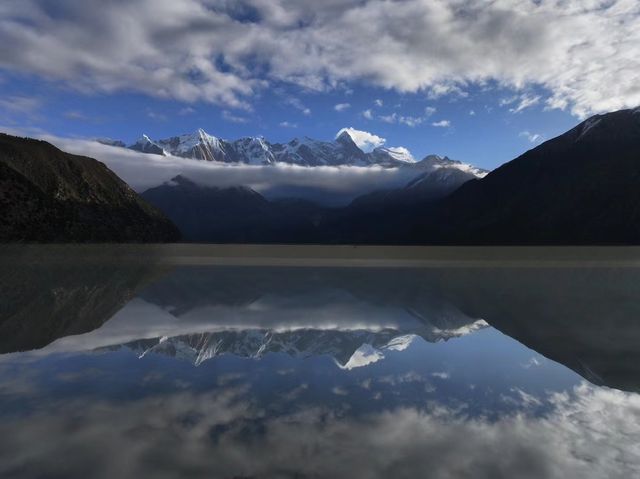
4,107 -> 640,244
0,134 -> 180,242
412,107 -> 640,244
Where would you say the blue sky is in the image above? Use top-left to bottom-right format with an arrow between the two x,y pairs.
0,0 -> 638,171
0,72 -> 582,170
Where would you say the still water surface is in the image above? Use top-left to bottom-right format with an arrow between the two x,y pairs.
1,246 -> 639,478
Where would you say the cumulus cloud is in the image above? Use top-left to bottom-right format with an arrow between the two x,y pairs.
0,95 -> 42,115
379,113 -> 425,127
362,109 -> 373,120
0,1 -> 637,115
520,131 -> 543,143
336,127 -> 385,152
502,94 -> 541,113
284,97 -> 311,115
222,110 -> 249,123
334,103 -> 351,112
432,120 -> 451,128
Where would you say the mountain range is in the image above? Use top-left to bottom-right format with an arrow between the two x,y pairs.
122,127 -> 475,168
6,260 -> 640,391
139,107 -> 640,244
3,107 -> 640,243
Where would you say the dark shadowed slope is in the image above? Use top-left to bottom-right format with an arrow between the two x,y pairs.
0,133 -> 180,242
415,108 -> 640,244
141,176 -> 325,243
0,247 -> 167,353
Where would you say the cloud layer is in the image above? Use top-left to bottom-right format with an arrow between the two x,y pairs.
21,132 -> 418,205
0,0 -> 638,116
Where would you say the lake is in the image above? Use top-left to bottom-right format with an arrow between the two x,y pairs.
1,245 -> 640,478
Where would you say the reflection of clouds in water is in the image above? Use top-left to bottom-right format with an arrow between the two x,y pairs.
522,357 -> 543,369
1,383 -> 638,479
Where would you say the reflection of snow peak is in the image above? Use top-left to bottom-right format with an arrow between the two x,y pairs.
432,320 -> 490,338
100,319 -> 489,368
339,334 -> 418,370
338,321 -> 489,371
341,344 -> 386,370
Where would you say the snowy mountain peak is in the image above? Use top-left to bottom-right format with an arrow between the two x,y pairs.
123,129 -> 485,172
129,134 -> 167,156
335,129 -> 355,144
417,154 -> 488,177
373,146 -> 415,163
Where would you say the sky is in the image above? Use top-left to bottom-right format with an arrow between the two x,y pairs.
0,0 -> 639,171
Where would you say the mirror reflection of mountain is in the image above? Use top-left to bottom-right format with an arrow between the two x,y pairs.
3,247 -> 640,392
0,247 -> 166,354
51,266 -> 490,368
125,265 -> 640,391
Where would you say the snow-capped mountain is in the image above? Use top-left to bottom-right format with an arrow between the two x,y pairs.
269,130 -> 369,166
122,128 -> 484,172
127,128 -> 381,166
404,155 -> 488,192
414,155 -> 488,178
369,146 -> 415,166
129,134 -> 167,156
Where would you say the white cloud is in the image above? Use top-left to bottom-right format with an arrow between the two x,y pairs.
64,110 -> 89,121
379,113 -> 425,127
222,110 -> 249,124
0,95 -> 42,115
374,99 -> 383,107
432,120 -> 451,128
334,103 -> 351,112
0,1 -> 638,115
519,131 -> 543,143
146,110 -> 167,122
362,109 -> 373,120
179,107 -> 196,116
509,95 -> 540,113
425,106 -> 437,117
0,382 -> 637,478
336,127 -> 385,152
469,110 -> 476,116
279,121 -> 297,128
427,84 -> 469,100
284,97 -> 311,115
